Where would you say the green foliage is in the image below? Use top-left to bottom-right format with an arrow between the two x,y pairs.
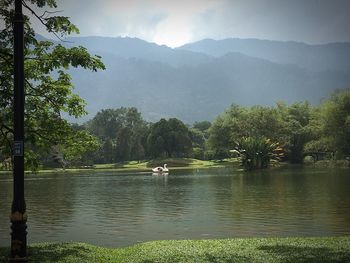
147,118 -> 192,158
190,128 -> 206,148
101,139 -> 114,163
190,121 -> 211,159
208,102 -> 316,164
208,105 -> 284,160
115,127 -> 132,161
304,89 -> 350,159
192,147 -> 205,159
234,137 -> 284,170
193,121 -> 211,132
276,102 -> 313,163
86,107 -> 148,163
321,89 -> 350,157
0,0 -> 104,170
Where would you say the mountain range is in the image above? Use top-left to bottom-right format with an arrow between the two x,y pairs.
55,36 -> 350,123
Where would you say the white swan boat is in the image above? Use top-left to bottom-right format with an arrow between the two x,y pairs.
152,164 -> 168,173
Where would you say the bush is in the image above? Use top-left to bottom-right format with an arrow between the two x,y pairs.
234,137 -> 284,170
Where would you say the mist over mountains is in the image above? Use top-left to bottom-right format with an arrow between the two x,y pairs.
180,38 -> 350,72
58,36 -> 350,123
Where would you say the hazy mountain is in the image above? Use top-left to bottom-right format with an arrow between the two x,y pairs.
36,35 -> 350,123
65,36 -> 212,67
63,37 -> 350,123
179,38 -> 350,72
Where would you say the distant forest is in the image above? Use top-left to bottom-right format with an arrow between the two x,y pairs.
39,88 -> 350,169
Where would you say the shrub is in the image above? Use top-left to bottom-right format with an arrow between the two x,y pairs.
234,137 -> 284,170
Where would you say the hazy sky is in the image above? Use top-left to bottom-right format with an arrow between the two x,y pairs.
30,0 -> 350,47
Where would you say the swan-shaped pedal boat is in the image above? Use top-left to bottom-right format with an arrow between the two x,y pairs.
152,164 -> 168,173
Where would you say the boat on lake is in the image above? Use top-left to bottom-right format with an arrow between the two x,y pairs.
152,164 -> 168,173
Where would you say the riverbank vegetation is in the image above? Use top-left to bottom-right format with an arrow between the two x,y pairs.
0,158 -> 237,175
1,237 -> 349,263
1,89 -> 350,172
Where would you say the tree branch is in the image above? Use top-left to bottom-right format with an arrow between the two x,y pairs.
21,0 -> 71,43
26,128 -> 56,143
39,10 -> 63,19
0,123 -> 13,153
24,78 -> 59,108
0,121 -> 14,133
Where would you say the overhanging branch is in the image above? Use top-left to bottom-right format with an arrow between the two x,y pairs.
21,0 -> 71,43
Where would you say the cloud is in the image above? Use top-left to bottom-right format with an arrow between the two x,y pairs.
28,0 -> 350,47
191,0 -> 350,44
53,0 -> 217,47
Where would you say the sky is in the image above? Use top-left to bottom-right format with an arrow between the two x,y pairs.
29,0 -> 350,48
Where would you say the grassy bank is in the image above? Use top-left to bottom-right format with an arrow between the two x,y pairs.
0,158 -> 239,175
306,159 -> 350,168
1,237 -> 349,262
1,158 -> 348,175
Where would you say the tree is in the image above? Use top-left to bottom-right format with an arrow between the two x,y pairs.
86,107 -> 148,163
207,105 -> 244,158
208,102 -> 316,163
234,137 -> 284,170
85,109 -> 121,140
319,89 -> 350,159
276,102 -> 313,163
101,139 -> 114,163
0,0 -> 105,169
147,118 -> 192,158
115,126 -> 132,161
208,104 -> 283,159
130,137 -> 145,162
190,121 -> 211,160
193,121 -> 211,132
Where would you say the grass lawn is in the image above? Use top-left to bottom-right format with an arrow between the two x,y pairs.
83,158 -> 238,171
1,237 -> 349,262
0,158 -> 239,175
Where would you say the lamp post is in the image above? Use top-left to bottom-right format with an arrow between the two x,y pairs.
10,0 -> 27,261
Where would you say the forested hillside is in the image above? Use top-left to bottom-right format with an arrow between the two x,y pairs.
61,36 -> 350,123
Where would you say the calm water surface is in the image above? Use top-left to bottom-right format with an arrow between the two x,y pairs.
0,166 -> 349,247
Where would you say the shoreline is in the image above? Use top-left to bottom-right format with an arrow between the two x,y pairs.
0,158 -> 238,175
0,158 -> 349,176
1,236 -> 349,262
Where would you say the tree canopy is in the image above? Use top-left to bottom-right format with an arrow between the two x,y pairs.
147,118 -> 192,158
306,89 -> 350,159
207,89 -> 350,168
86,107 -> 148,162
0,0 -> 105,169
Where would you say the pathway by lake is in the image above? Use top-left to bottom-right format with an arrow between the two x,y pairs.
0,166 -> 349,247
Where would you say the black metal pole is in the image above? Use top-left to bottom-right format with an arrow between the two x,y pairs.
10,0 -> 27,261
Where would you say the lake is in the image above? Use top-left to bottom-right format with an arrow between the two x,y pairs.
0,166 -> 349,247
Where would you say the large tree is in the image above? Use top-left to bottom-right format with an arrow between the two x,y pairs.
207,104 -> 283,158
305,89 -> 350,159
0,0 -> 105,169
147,118 -> 192,158
276,101 -> 313,163
86,107 -> 148,162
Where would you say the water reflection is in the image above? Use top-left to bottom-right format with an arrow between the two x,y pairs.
0,167 -> 349,247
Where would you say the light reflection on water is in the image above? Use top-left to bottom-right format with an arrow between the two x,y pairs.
0,167 -> 349,247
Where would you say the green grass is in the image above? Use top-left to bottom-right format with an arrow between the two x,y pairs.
308,159 -> 350,168
0,158 -> 239,175
94,158 -> 237,170
1,237 -> 349,262
146,158 -> 237,168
